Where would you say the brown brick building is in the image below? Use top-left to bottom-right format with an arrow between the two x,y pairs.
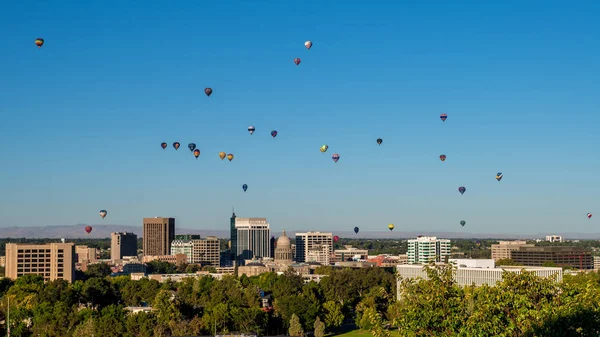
143,217 -> 175,256
510,246 -> 593,270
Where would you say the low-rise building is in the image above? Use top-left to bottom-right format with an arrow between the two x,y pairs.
142,254 -> 187,265
491,241 -> 534,261
511,246 -> 593,270
334,246 -> 369,262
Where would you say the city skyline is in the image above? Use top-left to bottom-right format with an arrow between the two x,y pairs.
1,1 -> 599,234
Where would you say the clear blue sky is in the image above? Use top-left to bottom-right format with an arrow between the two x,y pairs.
1,0 -> 599,235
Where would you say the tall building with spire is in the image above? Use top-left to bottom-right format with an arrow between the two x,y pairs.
229,209 -> 237,263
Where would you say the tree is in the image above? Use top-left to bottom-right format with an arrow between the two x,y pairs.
322,300 -> 344,329
72,317 -> 95,337
542,261 -> 558,267
86,262 -> 113,278
313,316 -> 325,337
288,313 -> 304,337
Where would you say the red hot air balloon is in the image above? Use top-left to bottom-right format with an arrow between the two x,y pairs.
333,235 -> 339,242
205,88 -> 213,97
85,226 -> 93,234
440,113 -> 448,122
294,58 -> 301,66
440,155 -> 446,162
193,149 -> 200,159
161,142 -> 167,150
588,213 -> 593,219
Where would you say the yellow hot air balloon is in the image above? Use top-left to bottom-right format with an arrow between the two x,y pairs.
388,224 -> 394,231
219,152 -> 226,160
227,153 -> 234,161
320,145 -> 328,153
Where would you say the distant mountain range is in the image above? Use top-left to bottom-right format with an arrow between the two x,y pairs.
0,224 -> 599,240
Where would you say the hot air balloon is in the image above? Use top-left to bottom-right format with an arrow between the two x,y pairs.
85,226 -> 93,234
588,213 -> 592,219
294,58 -> 301,66
333,235 -> 339,242
440,113 -> 447,122
388,224 -> 394,231
460,220 -> 466,227
458,186 -> 466,195
320,145 -> 328,153
188,143 -> 196,152
271,130 -> 278,138
193,149 -> 200,159
496,172 -> 503,181
354,226 -> 359,234
173,142 -> 180,150
248,126 -> 255,135
99,210 -> 107,219
242,184 -> 248,192
377,138 -> 383,145
440,155 -> 446,162
305,41 -> 312,49
332,153 -> 340,163
219,152 -> 226,161
161,142 -> 167,150
35,38 -> 44,48
205,88 -> 213,97
227,154 -> 234,161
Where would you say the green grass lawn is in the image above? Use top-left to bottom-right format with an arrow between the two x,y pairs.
330,329 -> 402,336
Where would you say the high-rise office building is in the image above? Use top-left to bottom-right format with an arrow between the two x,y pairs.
235,217 -> 270,265
143,217 -> 175,256
295,231 -> 333,265
111,232 -> 138,262
5,242 -> 76,283
407,236 -> 451,264
230,211 -> 237,262
171,235 -> 220,267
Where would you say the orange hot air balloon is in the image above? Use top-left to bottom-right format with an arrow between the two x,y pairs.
35,38 -> 44,48
219,152 -> 226,160
193,149 -> 200,159
173,142 -> 180,150
227,153 -> 234,161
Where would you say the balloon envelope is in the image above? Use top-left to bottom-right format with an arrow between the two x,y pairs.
588,213 -> 593,219
193,149 -> 200,158
173,142 -> 180,150
333,235 -> 339,242
271,130 -> 277,138
219,152 -> 226,160
354,226 -> 359,234
294,58 -> 301,65
460,220 -> 466,227
248,126 -> 255,135
377,138 -> 383,145
305,41 -> 312,49
188,143 -> 196,152
35,38 -> 44,48
388,224 -> 394,231
332,153 -> 340,163
458,186 -> 466,195
320,145 -> 328,153
85,226 -> 93,234
99,210 -> 107,219
205,88 -> 213,96
242,184 -> 248,192
440,113 -> 447,122
227,154 -> 234,161
161,142 -> 167,149
440,155 -> 446,162
496,172 -> 503,181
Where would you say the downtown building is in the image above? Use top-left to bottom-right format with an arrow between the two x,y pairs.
143,217 -> 175,256
407,236 -> 451,264
171,234 -> 220,267
295,231 -> 333,265
111,232 -> 138,262
234,216 -> 271,265
4,242 -> 76,283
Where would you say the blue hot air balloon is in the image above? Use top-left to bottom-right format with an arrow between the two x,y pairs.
242,184 -> 248,192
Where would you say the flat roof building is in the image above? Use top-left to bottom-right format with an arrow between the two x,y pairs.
5,242 -> 76,283
511,246 -> 593,270
143,217 -> 175,256
491,240 -> 535,261
111,232 -> 138,262
295,231 -> 333,265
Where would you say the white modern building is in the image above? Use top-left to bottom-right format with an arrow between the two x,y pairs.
171,235 -> 220,267
407,236 -> 451,264
546,235 -> 564,243
449,258 -> 495,269
235,217 -> 271,265
295,231 -> 333,265
334,246 -> 369,262
397,263 -> 563,300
